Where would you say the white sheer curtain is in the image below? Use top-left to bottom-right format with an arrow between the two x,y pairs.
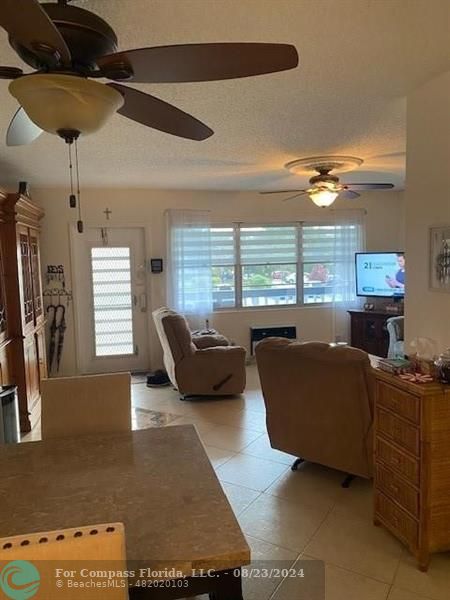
166,209 -> 213,328
331,210 -> 365,343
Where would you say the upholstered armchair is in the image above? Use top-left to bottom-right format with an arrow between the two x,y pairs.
256,338 -> 375,484
386,316 -> 405,358
152,307 -> 246,398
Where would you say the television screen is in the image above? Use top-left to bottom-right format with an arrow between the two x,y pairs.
355,252 -> 405,298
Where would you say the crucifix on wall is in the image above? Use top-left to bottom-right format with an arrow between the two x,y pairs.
103,207 -> 112,220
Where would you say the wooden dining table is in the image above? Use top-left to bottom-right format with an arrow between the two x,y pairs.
0,425 -> 250,599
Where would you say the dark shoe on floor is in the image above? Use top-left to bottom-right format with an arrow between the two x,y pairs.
146,370 -> 171,387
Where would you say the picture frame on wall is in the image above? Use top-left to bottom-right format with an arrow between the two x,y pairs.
430,226 -> 450,291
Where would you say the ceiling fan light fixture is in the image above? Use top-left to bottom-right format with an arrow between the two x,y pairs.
309,188 -> 339,208
9,74 -> 124,136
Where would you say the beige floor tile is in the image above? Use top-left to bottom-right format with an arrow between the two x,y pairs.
132,393 -> 172,411
266,462 -> 343,512
208,407 -> 268,433
332,476 -> 374,520
220,482 -> 261,516
201,424 -> 263,452
203,445 -> 236,468
216,454 -> 288,492
239,493 -> 328,553
241,434 -> 296,465
166,415 -> 217,436
393,552 -> 450,600
242,535 -> 299,600
132,386 -> 177,404
242,390 -> 267,414
305,510 -> 403,583
245,535 -> 299,562
274,555 -> 389,600
188,396 -> 246,415
187,406 -> 246,429
138,397 -> 197,417
388,587 -> 435,600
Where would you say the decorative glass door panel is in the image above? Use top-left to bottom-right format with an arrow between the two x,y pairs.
91,247 -> 134,357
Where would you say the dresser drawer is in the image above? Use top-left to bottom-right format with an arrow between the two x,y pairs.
375,491 -> 418,549
376,407 -> 420,456
376,437 -> 420,485
377,382 -> 420,424
375,464 -> 419,517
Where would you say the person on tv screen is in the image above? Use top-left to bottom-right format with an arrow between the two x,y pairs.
386,253 -> 405,289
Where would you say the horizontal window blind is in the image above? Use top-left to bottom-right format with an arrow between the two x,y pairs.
172,225 -> 211,267
91,247 -> 134,356
240,225 -> 297,265
211,227 -> 235,265
302,224 -> 359,262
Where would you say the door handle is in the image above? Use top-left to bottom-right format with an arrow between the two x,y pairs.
139,293 -> 147,312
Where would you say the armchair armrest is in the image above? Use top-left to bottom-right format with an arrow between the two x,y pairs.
195,345 -> 246,358
192,334 -> 230,349
177,345 -> 246,395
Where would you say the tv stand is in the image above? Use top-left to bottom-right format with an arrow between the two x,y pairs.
348,309 -> 403,357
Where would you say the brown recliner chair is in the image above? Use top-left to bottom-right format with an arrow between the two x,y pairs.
256,338 -> 374,485
152,307 -> 246,398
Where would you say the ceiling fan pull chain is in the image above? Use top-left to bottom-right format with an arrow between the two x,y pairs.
75,138 -> 83,233
68,142 -> 76,209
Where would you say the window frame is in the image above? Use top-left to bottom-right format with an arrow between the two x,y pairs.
211,221 -> 361,311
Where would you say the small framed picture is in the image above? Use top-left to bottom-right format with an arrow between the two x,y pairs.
430,226 -> 450,291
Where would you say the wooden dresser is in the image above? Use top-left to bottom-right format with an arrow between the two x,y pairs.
373,369 -> 450,570
0,191 -> 47,432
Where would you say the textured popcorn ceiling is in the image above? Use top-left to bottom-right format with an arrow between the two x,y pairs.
0,0 -> 449,190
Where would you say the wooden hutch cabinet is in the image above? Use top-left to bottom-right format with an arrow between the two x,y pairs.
0,191 -> 47,432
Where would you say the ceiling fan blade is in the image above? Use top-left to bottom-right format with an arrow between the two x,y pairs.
282,191 -> 309,202
339,190 -> 360,200
108,83 -> 213,141
260,189 -> 304,195
7,106 -> 43,146
98,43 -> 299,83
345,183 -> 394,190
0,66 -> 23,79
0,0 -> 71,65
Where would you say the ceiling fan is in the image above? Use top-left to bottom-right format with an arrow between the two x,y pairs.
261,156 -> 394,207
0,0 -> 299,146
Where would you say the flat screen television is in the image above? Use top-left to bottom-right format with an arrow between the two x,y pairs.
355,252 -> 405,298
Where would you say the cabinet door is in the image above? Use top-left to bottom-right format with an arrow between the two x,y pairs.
18,227 -> 34,328
23,334 -> 40,410
36,327 -> 48,381
29,231 -> 43,323
0,242 -> 7,343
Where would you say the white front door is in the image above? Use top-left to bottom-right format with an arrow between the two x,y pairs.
72,227 -> 149,374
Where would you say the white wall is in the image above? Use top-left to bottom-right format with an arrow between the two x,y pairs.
405,70 -> 450,353
34,187 -> 404,375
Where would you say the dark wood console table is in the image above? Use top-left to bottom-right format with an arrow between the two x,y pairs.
348,310 -> 402,358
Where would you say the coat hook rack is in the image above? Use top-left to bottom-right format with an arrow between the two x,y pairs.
43,265 -> 72,306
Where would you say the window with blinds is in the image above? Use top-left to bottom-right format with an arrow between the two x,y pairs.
240,225 -> 297,307
210,222 -> 361,309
